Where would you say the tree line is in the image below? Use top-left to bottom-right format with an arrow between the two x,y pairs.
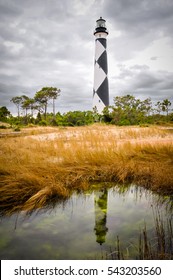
0,87 -> 172,127
10,87 -> 60,119
103,95 -> 172,125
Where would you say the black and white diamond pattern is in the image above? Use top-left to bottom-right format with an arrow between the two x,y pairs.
93,37 -> 109,113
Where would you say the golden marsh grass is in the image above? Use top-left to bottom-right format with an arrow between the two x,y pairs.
0,124 -> 173,214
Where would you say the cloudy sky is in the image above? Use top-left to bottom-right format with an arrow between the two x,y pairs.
0,0 -> 173,115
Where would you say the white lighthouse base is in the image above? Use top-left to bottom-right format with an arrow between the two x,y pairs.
93,93 -> 105,114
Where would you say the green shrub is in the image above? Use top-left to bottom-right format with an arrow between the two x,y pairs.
38,120 -> 47,126
118,119 -> 131,126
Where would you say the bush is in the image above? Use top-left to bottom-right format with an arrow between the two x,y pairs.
118,119 -> 131,126
50,118 -> 58,126
38,120 -> 47,126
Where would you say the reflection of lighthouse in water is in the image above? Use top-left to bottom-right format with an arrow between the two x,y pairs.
94,189 -> 108,245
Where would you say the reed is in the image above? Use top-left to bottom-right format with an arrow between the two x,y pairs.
106,213 -> 173,260
0,125 -> 173,214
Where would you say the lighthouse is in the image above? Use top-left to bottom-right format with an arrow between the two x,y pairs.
93,17 -> 109,114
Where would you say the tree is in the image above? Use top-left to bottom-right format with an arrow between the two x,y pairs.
21,98 -> 35,117
10,95 -> 31,117
10,96 -> 23,117
112,95 -> 140,124
141,98 -> 152,116
161,99 -> 171,118
20,95 -> 29,117
155,101 -> 162,115
102,106 -> 113,123
0,106 -> 11,120
35,89 -> 49,119
112,95 -> 153,125
34,87 -> 60,119
47,87 -> 61,116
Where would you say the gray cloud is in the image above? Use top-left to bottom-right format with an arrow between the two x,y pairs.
105,0 -> 173,62
111,64 -> 173,104
150,56 -> 158,61
104,0 -> 173,35
0,0 -> 173,114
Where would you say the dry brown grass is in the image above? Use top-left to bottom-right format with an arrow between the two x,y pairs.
0,124 -> 173,214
